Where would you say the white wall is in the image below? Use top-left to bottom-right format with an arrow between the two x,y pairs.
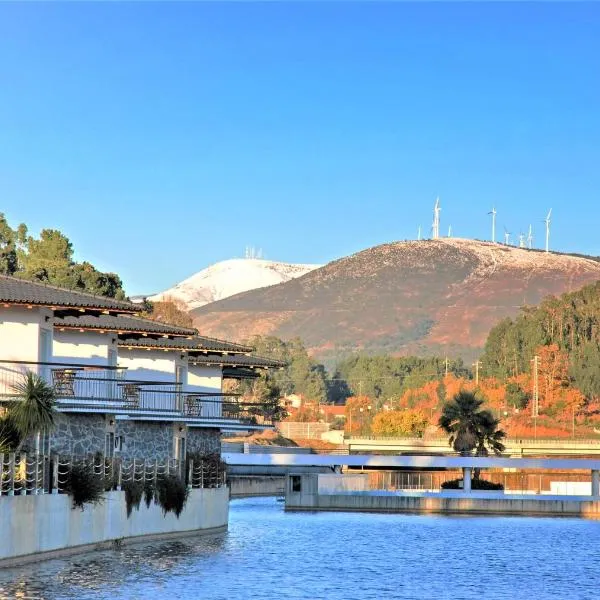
0,488 -> 229,565
118,348 -> 186,383
0,306 -> 47,363
187,364 -> 222,393
0,306 -> 52,394
53,329 -> 115,366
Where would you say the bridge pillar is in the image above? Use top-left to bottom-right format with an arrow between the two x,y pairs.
463,467 -> 472,493
592,470 -> 599,497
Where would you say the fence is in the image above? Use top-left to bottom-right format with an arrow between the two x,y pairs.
277,422 -> 330,440
365,470 -> 593,494
0,453 -> 226,496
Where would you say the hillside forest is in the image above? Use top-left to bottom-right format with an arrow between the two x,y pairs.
237,281 -> 600,439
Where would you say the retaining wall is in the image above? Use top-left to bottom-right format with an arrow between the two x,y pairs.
229,476 -> 284,498
0,487 -> 228,567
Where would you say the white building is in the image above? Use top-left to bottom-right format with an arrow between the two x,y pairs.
0,275 -> 284,460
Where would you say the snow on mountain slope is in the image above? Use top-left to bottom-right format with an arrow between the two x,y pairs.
150,258 -> 321,310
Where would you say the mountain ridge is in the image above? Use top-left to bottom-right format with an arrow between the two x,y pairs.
190,239 -> 600,361
150,258 -> 320,310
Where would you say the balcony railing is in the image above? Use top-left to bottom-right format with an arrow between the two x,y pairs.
0,361 -> 274,426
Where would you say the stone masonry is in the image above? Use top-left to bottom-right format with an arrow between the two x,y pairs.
49,413 -> 107,456
116,421 -> 174,460
187,428 -> 221,456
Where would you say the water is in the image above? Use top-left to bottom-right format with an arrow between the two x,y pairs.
1,497 -> 599,599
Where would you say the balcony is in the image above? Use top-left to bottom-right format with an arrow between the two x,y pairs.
0,360 -> 274,427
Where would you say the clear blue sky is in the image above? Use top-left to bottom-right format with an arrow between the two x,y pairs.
1,2 -> 599,296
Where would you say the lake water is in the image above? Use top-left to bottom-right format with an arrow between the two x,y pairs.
1,496 -> 599,599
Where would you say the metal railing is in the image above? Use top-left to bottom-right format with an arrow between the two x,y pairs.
0,453 -> 226,496
365,470 -> 593,495
345,435 -> 600,445
0,361 -> 276,426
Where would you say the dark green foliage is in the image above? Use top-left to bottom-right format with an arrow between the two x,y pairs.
65,462 -> 105,510
186,452 -> 226,488
505,382 -> 530,409
123,480 -> 144,518
0,214 -> 125,298
0,413 -> 21,452
441,478 -> 504,491
9,371 -> 57,445
439,391 -> 506,460
481,281 -> 600,399
155,474 -> 188,518
331,354 -> 470,403
242,336 -> 329,403
144,480 -> 155,508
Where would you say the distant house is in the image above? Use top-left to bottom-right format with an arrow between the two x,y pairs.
282,393 -> 303,410
0,275 -> 284,460
319,405 -> 346,423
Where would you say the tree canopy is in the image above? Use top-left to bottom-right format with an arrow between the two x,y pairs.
0,214 -> 125,298
481,281 -> 600,400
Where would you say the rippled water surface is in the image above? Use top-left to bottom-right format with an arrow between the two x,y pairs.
1,497 -> 600,599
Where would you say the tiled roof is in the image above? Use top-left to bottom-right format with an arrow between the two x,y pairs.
189,353 -> 286,368
0,275 -> 141,312
54,314 -> 197,336
117,335 -> 253,353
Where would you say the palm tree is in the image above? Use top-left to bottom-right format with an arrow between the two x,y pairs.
10,371 -> 58,453
439,390 -> 485,455
439,390 -> 506,478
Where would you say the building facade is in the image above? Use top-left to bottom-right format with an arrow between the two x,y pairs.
0,275 -> 283,460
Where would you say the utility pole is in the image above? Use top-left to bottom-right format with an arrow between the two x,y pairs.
532,355 -> 539,439
473,360 -> 481,385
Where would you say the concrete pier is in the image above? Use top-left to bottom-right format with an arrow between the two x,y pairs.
285,473 -> 600,518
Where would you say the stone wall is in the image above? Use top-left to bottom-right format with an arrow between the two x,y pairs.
187,428 -> 221,456
116,421 -> 174,460
47,416 -> 221,461
49,413 -> 107,456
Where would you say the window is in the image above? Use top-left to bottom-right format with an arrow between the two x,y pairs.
105,432 -> 115,458
174,436 -> 186,462
291,475 -> 302,493
108,348 -> 117,367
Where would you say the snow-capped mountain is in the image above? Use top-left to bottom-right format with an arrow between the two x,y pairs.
149,258 -> 321,310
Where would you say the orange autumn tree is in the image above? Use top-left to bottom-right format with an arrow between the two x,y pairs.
371,409 -> 429,437
344,396 -> 374,435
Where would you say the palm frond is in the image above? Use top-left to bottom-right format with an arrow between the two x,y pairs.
9,371 -> 58,439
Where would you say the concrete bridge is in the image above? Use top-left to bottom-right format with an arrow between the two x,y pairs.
344,436 -> 600,457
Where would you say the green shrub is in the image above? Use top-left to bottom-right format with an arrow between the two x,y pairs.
441,477 -> 504,491
65,462 -> 105,510
144,479 -> 155,509
155,474 -> 188,518
123,479 -> 144,517
186,451 -> 226,488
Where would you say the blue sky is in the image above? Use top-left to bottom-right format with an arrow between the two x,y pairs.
1,2 -> 599,295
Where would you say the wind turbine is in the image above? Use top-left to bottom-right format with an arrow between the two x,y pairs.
504,227 -> 511,246
432,197 -> 441,239
544,209 -> 552,252
518,232 -> 526,248
527,225 -> 533,249
488,207 -> 497,243
417,225 -> 422,241
448,225 -> 452,238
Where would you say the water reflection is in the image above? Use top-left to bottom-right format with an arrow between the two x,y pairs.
1,497 -> 600,600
